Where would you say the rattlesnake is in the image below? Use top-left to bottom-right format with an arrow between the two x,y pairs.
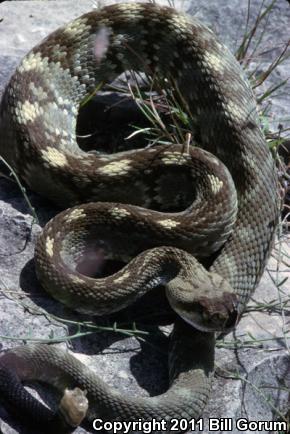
0,2 -> 279,432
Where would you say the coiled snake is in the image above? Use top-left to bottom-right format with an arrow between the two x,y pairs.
0,2 -> 279,432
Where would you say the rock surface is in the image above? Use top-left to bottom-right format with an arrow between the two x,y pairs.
0,1 -> 289,434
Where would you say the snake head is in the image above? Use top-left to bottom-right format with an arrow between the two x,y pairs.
195,291 -> 239,331
166,271 -> 239,333
177,291 -> 239,333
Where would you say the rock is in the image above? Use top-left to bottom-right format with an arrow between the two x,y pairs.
0,1 -> 289,434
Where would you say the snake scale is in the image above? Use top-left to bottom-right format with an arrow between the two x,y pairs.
0,2 -> 279,432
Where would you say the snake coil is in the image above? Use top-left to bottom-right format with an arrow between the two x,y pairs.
0,2 -> 279,432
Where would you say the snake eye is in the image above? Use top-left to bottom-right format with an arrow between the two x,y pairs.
210,312 -> 225,325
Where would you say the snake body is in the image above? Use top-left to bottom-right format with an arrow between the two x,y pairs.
0,2 -> 279,431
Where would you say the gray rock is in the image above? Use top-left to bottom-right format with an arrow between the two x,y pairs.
0,1 -> 289,434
